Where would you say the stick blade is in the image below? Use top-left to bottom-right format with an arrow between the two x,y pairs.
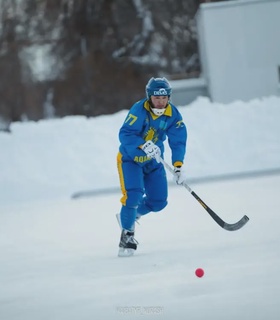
223,215 -> 250,231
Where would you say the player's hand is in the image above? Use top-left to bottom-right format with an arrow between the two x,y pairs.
174,166 -> 187,185
141,140 -> 161,163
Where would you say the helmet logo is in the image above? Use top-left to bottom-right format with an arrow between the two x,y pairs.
153,88 -> 168,96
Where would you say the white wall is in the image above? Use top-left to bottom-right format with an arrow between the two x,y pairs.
197,0 -> 280,103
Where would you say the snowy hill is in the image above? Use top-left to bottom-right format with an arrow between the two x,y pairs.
1,96 -> 280,206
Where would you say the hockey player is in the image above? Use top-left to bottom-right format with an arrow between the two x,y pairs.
117,77 -> 187,256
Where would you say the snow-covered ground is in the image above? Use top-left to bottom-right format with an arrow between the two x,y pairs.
1,96 -> 280,319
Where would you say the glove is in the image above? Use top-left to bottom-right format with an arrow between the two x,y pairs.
141,140 -> 161,163
173,166 -> 187,185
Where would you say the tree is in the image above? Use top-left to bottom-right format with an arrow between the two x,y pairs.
0,0 -> 203,127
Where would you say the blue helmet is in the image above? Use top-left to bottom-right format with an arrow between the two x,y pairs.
145,77 -> 172,99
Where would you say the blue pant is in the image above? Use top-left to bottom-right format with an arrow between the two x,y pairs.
117,153 -> 168,230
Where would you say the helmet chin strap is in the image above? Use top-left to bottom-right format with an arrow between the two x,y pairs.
151,107 -> 166,116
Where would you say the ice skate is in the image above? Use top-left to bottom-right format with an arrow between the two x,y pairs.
118,229 -> 138,257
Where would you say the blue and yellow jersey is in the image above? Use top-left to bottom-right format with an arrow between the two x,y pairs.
119,98 -> 187,166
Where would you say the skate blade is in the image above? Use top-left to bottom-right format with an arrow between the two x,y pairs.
118,247 -> 135,257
